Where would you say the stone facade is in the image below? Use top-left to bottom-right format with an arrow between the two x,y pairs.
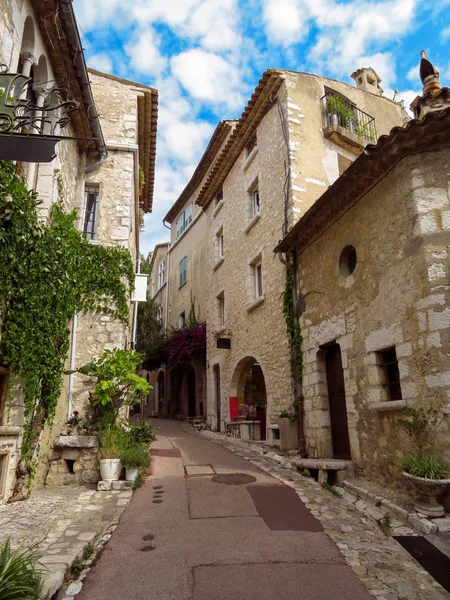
0,0 -> 157,500
295,148 -> 450,491
201,70 -> 407,439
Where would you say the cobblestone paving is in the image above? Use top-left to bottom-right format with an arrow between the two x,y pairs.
0,485 -> 132,598
189,427 -> 449,600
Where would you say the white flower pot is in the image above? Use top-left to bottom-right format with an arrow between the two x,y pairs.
126,466 -> 139,481
99,458 -> 122,481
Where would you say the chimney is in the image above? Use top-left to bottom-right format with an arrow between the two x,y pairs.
410,51 -> 450,119
351,67 -> 383,96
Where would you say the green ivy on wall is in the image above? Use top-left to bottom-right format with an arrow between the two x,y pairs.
283,252 -> 303,382
0,160 -> 135,500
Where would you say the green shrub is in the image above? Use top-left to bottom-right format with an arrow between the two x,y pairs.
399,454 -> 450,480
132,472 -> 145,489
127,422 -> 157,445
70,556 -> 85,576
321,482 -> 341,497
120,443 -> 150,468
0,539 -> 47,599
81,543 -> 95,561
98,426 -> 126,459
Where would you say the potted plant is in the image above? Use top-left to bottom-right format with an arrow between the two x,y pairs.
278,407 -> 298,451
325,95 -> 355,129
397,406 -> 450,517
98,426 -> 124,481
120,442 -> 150,481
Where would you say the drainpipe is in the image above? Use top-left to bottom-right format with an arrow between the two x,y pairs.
67,311 -> 78,420
132,256 -> 141,349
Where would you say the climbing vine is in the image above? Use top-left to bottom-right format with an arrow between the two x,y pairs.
0,160 -> 135,500
282,251 -> 303,382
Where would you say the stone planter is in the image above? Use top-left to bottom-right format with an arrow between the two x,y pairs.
278,418 -> 298,451
402,471 -> 450,518
126,466 -> 139,481
99,458 -> 122,481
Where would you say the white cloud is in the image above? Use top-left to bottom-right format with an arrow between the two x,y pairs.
442,26 -> 450,40
125,28 -> 167,76
262,0 -> 307,46
171,49 -> 245,110
88,53 -> 113,73
74,0 -> 124,31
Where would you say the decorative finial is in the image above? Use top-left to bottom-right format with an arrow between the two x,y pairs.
419,50 -> 441,93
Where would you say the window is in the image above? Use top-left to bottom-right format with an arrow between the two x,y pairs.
246,131 -> 257,156
377,347 -> 402,401
0,453 -> 8,499
215,227 -> 224,262
83,186 -> 99,240
247,179 -> 260,221
158,260 -> 165,289
215,190 -> 223,207
252,188 -> 260,216
179,312 -> 186,328
156,305 -> 163,324
339,245 -> 357,276
179,256 -> 187,287
217,293 -> 225,329
255,261 -> 263,298
176,204 -> 193,239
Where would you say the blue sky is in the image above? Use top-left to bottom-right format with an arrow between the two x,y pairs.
73,0 -> 450,257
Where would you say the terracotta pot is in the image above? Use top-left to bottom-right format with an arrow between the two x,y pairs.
402,471 -> 450,518
99,458 -> 122,481
278,417 -> 298,451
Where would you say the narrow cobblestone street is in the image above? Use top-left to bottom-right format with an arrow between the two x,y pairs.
0,486 -> 132,597
75,420 -> 448,600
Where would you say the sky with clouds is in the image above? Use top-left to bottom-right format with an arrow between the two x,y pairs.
73,0 -> 450,257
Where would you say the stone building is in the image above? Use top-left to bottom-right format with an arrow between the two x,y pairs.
0,0 -> 158,501
143,121 -> 235,420
275,59 -> 450,499
196,68 -> 407,441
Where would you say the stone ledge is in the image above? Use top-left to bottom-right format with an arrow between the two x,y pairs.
0,426 -> 21,436
55,436 -> 98,449
292,458 -> 353,471
97,480 -> 133,491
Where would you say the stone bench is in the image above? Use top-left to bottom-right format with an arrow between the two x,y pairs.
225,420 -> 261,441
47,436 -> 99,487
291,458 -> 355,485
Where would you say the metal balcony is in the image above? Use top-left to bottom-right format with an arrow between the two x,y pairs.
321,92 -> 377,152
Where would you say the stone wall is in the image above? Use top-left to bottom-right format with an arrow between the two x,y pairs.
297,148 -> 450,489
205,99 -> 292,431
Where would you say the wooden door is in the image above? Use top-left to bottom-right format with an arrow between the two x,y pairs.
325,344 -> 351,460
214,365 -> 221,431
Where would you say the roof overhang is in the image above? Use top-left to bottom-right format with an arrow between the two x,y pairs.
31,0 -> 105,157
196,70 -> 285,210
164,120 -> 235,223
275,107 -> 450,254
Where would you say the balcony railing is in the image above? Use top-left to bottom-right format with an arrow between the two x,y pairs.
321,92 -> 377,145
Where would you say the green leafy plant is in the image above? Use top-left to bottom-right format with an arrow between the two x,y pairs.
283,253 -> 303,383
279,409 -> 298,423
76,349 -> 150,423
98,426 -> 126,460
120,442 -> 150,468
396,406 -> 445,454
126,422 -> 157,445
70,556 -> 85,576
399,454 -> 450,480
0,161 -> 135,500
321,482 -> 342,497
0,538 -> 47,599
132,471 -> 145,489
81,543 -> 95,561
325,95 -> 355,126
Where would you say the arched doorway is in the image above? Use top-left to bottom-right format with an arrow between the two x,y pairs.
156,370 -> 165,416
230,357 -> 267,440
187,368 -> 196,417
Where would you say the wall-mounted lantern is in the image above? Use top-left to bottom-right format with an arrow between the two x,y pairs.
0,64 -> 80,163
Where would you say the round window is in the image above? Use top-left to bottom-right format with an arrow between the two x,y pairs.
339,245 -> 357,276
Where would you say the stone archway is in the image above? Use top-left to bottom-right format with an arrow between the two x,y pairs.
229,357 -> 267,440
